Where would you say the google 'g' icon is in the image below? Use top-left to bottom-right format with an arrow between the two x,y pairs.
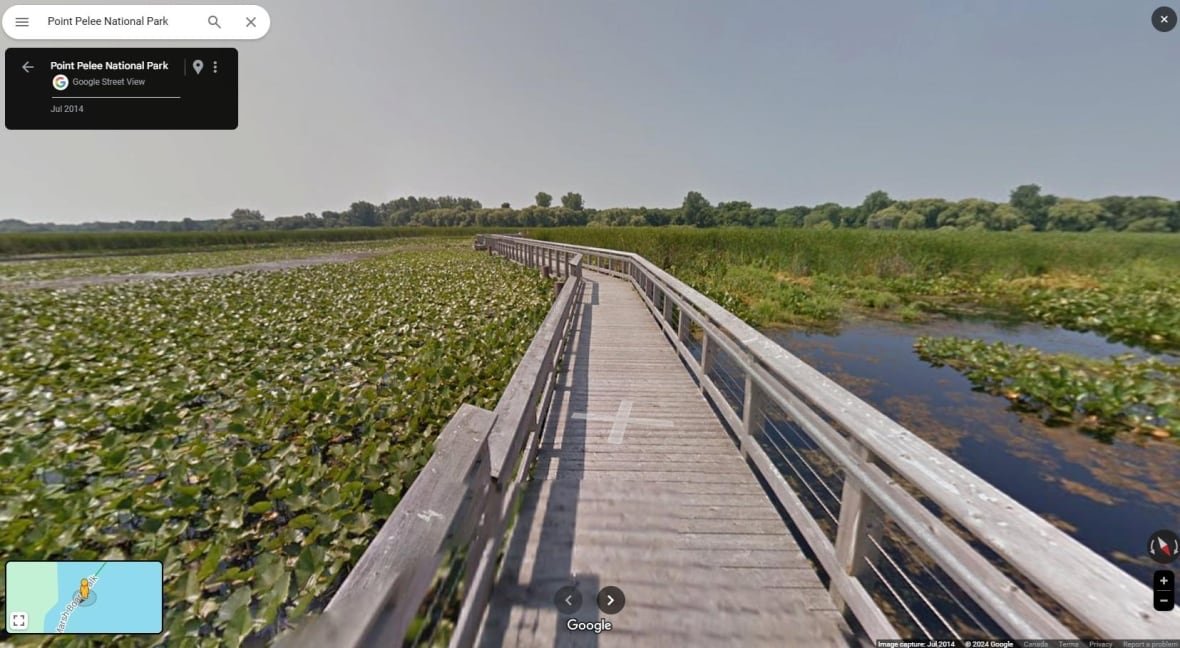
52,74 -> 69,91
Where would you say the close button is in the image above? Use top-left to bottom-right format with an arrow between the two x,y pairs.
1153,6 -> 1177,32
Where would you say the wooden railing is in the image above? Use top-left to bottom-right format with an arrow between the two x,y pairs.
471,234 -> 1180,642
280,240 -> 582,648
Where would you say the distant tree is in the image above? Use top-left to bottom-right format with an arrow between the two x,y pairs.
681,191 -> 715,227
986,204 -> 1026,231
898,211 -> 926,229
858,190 -> 894,226
1009,184 -> 1057,231
1046,199 -> 1107,231
937,198 -> 996,229
1122,197 -> 1177,232
560,192 -> 584,210
1125,217 -> 1170,232
904,198 -> 952,229
348,201 -> 380,227
1093,196 -> 1134,230
321,210 -> 343,228
866,204 -> 906,229
535,192 -> 553,208
641,207 -> 671,226
752,207 -> 778,226
501,202 -> 511,209
804,203 -> 842,228
716,201 -> 754,226
775,206 -> 810,228
229,208 -> 265,230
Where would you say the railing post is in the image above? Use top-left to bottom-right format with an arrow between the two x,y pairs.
677,308 -> 691,343
700,332 -> 715,385
740,365 -> 765,460
661,290 -> 672,323
831,440 -> 884,614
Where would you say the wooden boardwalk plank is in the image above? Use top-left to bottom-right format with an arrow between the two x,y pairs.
476,275 -> 850,647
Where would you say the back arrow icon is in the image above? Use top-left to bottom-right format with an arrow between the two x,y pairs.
22,61 -> 34,73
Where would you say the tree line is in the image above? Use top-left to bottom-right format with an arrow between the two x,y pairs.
2,185 -> 1177,233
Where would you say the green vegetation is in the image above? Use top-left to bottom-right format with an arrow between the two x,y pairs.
0,247 -> 552,646
0,226 -> 516,257
4,184 -> 1178,237
532,227 -> 1179,437
915,338 -> 1179,441
0,239 -> 452,282
530,227 -> 1180,350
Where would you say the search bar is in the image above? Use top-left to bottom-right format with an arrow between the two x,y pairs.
2,5 -> 270,40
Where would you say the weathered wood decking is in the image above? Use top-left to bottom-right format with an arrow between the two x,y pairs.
476,275 -> 851,647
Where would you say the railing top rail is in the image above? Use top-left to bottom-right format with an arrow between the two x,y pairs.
485,251 -> 582,479
479,235 -> 1177,639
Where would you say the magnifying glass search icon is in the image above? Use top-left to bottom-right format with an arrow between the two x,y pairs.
208,15 -> 220,28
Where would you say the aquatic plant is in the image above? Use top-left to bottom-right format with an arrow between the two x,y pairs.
913,336 -> 1178,440
0,249 -> 551,645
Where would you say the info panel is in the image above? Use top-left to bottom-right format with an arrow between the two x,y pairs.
5,47 -> 237,129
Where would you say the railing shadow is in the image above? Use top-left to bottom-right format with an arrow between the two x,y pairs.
478,277 -> 602,648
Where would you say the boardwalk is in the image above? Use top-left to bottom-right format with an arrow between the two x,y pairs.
285,237 -> 1178,648
476,275 -> 851,647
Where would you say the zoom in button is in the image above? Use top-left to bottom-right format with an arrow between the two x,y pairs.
1155,570 -> 1175,612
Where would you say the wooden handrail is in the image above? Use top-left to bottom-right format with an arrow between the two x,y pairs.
476,235 -> 1180,641
281,238 -> 583,648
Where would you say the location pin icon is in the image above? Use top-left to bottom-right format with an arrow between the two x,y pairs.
193,59 -> 204,75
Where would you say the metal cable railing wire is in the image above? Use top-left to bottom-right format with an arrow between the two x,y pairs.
756,402 -> 1001,640
706,360 -> 746,419
865,556 -> 933,639
887,532 -> 999,636
665,297 -> 1001,640
868,534 -> 960,640
758,410 -> 840,528
760,410 -> 845,509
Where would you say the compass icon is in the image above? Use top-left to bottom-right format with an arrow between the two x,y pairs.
1148,529 -> 1180,564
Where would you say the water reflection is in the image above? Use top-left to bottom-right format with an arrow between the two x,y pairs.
766,317 -> 1180,582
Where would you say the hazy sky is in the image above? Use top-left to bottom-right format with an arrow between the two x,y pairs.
2,1 -> 1178,223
